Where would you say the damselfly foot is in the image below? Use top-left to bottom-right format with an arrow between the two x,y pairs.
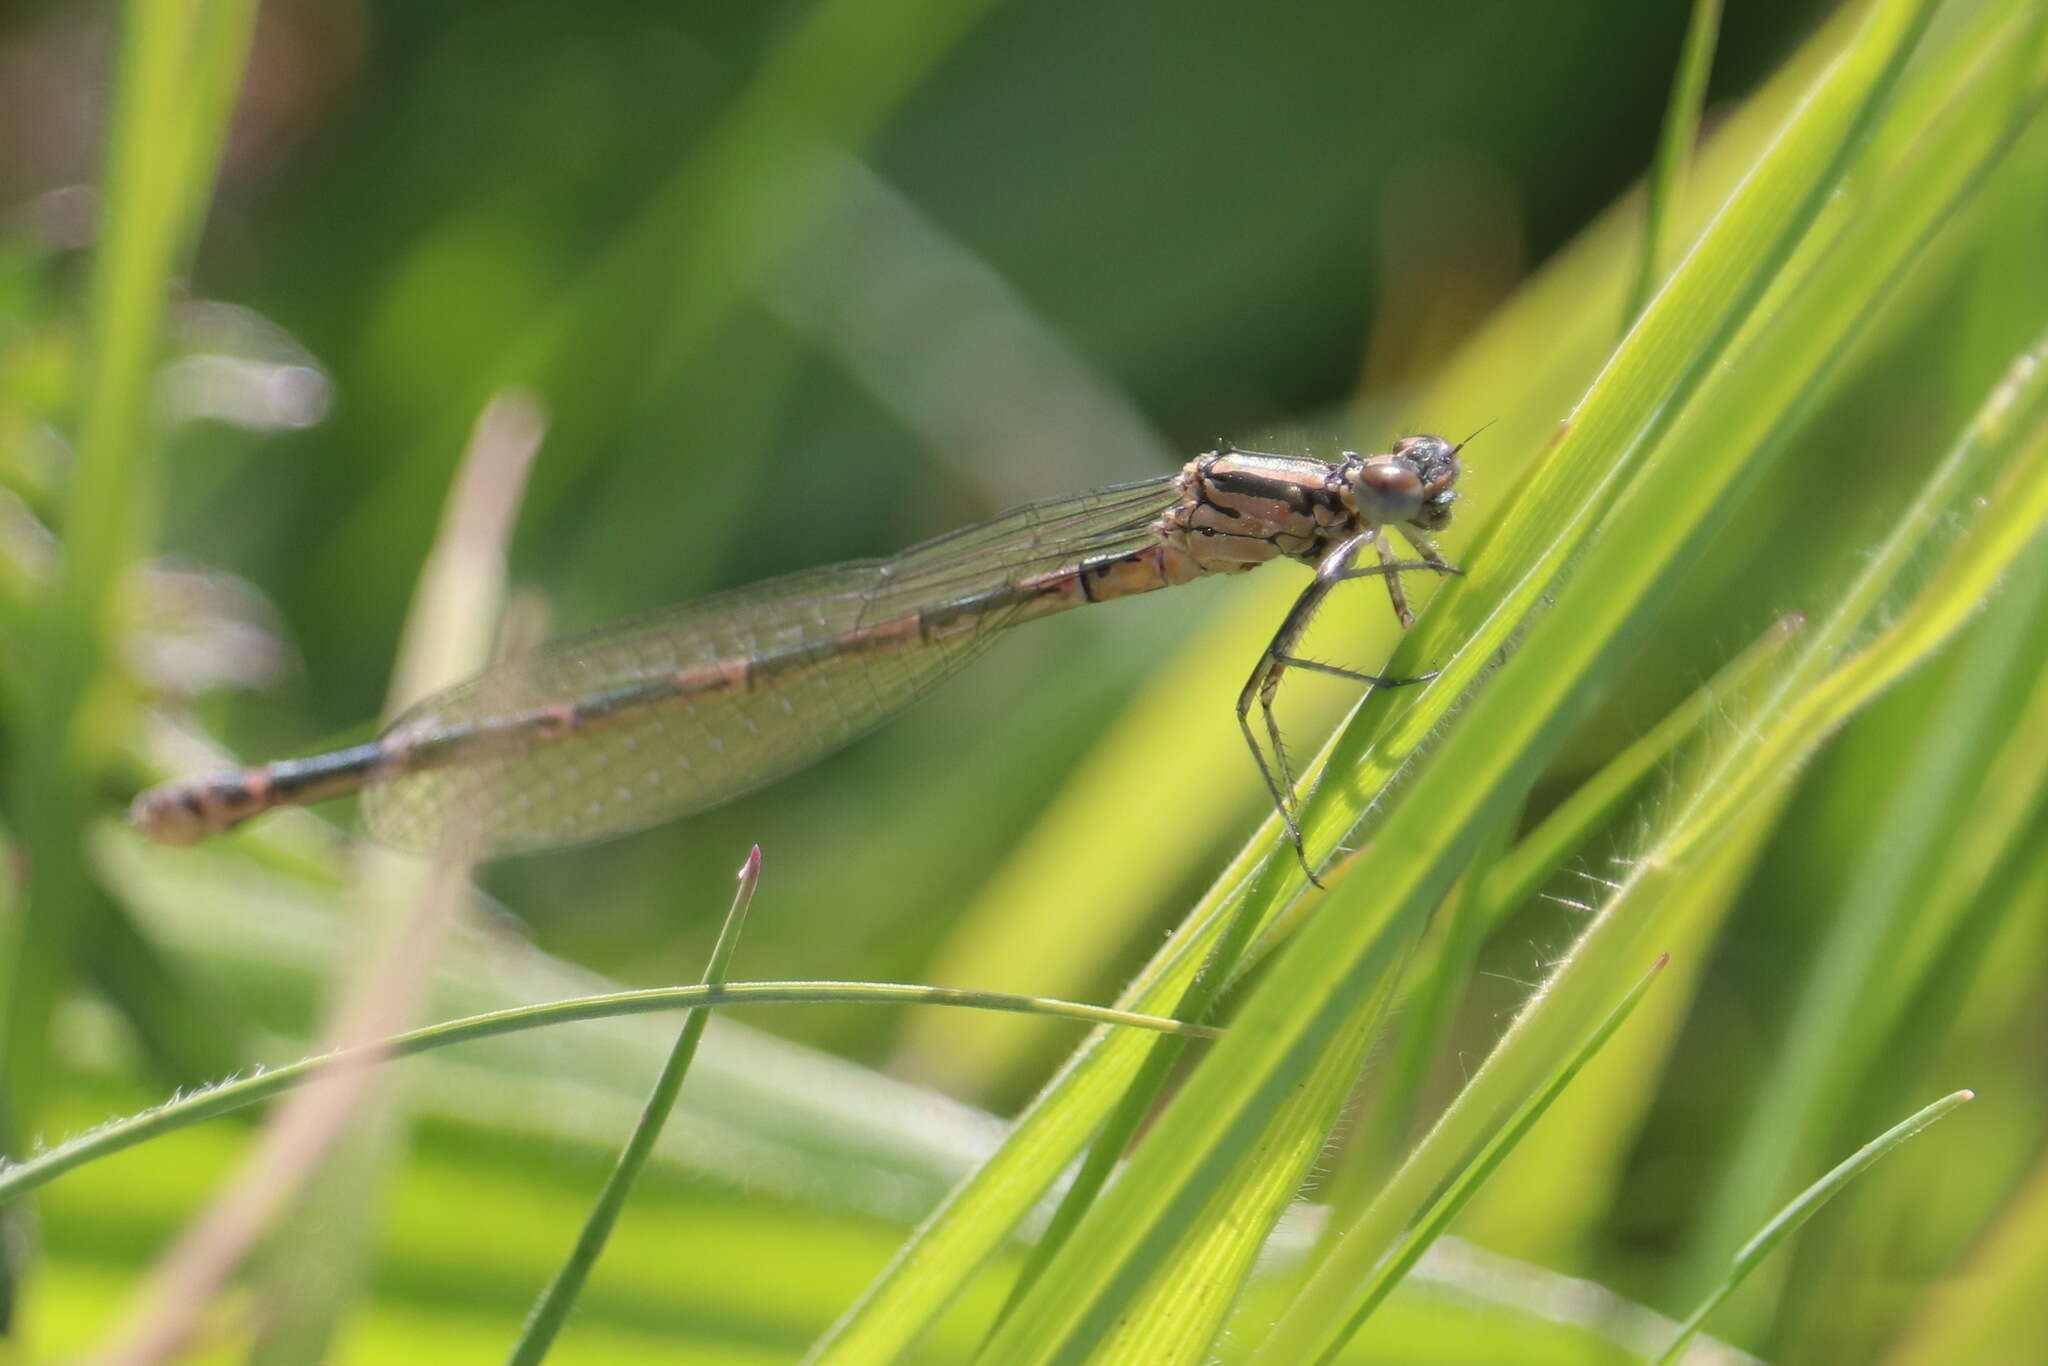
1238,511 -> 1464,885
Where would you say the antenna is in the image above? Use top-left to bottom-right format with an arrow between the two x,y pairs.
1453,418 -> 1498,453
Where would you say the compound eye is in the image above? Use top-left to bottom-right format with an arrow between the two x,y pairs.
1359,460 -> 1421,499
1354,458 -> 1425,523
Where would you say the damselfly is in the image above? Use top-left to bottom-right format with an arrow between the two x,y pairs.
131,436 -> 1464,872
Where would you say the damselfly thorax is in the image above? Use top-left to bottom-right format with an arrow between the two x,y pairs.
132,436 -> 1465,875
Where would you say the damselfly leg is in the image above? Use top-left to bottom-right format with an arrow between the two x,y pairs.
1237,528 -> 1463,885
1373,528 -> 1456,628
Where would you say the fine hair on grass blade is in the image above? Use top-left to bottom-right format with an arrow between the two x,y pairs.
1467,613 -> 1802,937
1651,1091 -> 1975,1365
505,845 -> 762,1365
0,979 -> 1217,1210
1321,955 -> 1670,1362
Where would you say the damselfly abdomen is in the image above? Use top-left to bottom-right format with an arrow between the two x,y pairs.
132,436 -> 1464,868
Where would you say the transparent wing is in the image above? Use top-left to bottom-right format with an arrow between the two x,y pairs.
362,475 -> 1179,855
855,473 -> 1182,621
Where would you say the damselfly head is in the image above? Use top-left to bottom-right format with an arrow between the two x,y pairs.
1351,434 -> 1461,531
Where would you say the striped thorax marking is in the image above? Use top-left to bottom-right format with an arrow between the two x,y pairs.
1159,450 -> 1359,571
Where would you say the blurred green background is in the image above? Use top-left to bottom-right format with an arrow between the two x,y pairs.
2,0 -> 2044,1360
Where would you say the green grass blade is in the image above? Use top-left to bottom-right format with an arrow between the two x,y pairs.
1770,652 -> 2048,1360
974,1001 -> 1192,1346
981,736 -> 1320,1344
1863,663 -> 2048,1117
0,977 -> 1213,1211
1322,816 -> 1511,1222
1232,570 -> 1799,1007
1627,0 -> 1724,325
1327,614 -> 1791,1248
1310,602 -> 1802,1180
1088,972 -> 1400,1366
1392,616 -> 1797,1263
2,0 -> 258,1128
1652,1091 -> 1976,1365
1882,859 -> 2048,1364
505,846 -> 762,1364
